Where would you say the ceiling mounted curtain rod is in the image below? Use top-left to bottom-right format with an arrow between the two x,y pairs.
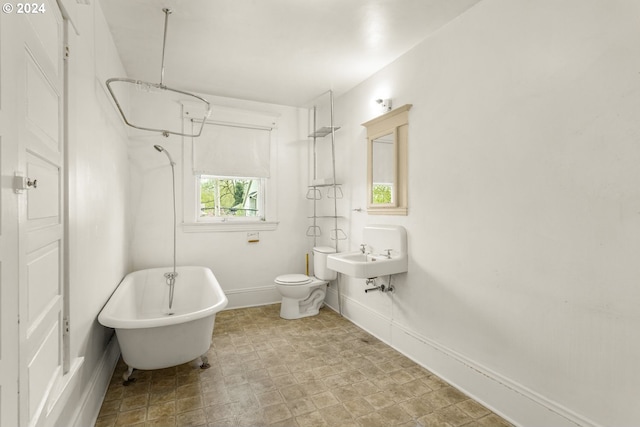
105,8 -> 211,138
159,8 -> 170,86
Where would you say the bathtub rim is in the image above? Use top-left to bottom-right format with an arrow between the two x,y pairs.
98,266 -> 228,330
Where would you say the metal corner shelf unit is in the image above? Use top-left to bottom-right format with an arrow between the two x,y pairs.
306,91 -> 346,252
306,182 -> 347,242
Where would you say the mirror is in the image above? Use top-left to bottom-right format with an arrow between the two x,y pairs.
363,104 -> 411,215
371,132 -> 396,205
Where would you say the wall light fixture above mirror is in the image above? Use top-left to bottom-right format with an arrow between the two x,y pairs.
362,104 -> 412,215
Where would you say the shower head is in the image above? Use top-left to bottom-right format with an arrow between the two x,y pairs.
154,145 -> 175,166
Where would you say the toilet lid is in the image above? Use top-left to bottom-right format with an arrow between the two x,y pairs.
275,274 -> 312,285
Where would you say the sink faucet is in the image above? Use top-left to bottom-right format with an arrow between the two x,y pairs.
383,249 -> 392,259
360,243 -> 367,254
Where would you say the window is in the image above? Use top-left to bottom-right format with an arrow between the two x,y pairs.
199,175 -> 264,219
191,121 -> 270,224
182,103 -> 279,232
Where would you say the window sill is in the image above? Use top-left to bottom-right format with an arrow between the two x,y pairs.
182,221 -> 279,233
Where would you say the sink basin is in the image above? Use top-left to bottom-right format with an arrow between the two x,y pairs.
327,251 -> 408,279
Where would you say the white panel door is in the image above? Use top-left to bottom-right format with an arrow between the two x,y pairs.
20,3 -> 65,425
1,6 -> 22,427
1,1 -> 66,426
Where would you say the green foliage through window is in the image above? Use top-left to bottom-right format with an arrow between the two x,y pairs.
372,184 -> 392,204
199,176 -> 262,218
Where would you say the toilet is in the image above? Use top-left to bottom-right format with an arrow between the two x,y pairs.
275,246 -> 337,319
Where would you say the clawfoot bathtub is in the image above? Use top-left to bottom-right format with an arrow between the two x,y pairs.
98,266 -> 228,381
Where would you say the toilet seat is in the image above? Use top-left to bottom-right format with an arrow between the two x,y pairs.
275,274 -> 313,286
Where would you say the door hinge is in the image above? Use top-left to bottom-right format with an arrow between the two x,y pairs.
64,45 -> 70,59
63,317 -> 70,336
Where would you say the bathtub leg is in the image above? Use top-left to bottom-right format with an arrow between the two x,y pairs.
198,355 -> 210,370
122,366 -> 135,385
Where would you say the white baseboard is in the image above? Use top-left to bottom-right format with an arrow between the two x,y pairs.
324,287 -> 598,427
71,334 -> 121,427
224,285 -> 280,309
39,357 -> 84,427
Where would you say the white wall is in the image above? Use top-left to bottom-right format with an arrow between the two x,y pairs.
57,1 -> 133,425
330,0 -> 640,426
69,0 -> 132,358
128,96 -> 313,308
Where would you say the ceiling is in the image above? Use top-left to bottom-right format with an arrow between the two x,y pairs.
99,0 -> 481,107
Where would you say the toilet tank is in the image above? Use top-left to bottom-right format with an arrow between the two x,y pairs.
313,246 -> 337,281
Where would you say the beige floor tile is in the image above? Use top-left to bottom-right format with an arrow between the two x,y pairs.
377,404 -> 415,425
402,378 -> 432,397
417,411 -> 455,427
98,398 -> 121,417
115,407 -> 147,426
351,380 -> 380,397
250,376 -> 276,394
263,403 -> 293,424
364,391 -> 396,410
175,395 -> 202,414
268,364 -> 291,377
144,416 -> 176,427
287,397 -> 317,417
272,373 -> 298,388
104,385 -> 124,403
309,390 -> 339,409
476,413 -> 514,427
281,384 -> 308,401
95,413 -> 117,427
98,304 -> 512,427
235,406 -> 264,426
318,403 -> 356,425
435,405 -> 474,426
203,402 -> 236,423
331,385 -> 361,402
298,379 -> 327,396
456,399 -> 492,419
148,389 -> 175,405
356,412 -> 389,427
147,401 -> 175,420
122,382 -> 150,398
296,410 -> 328,427
120,394 -> 149,412
175,408 -> 206,427
343,397 -> 376,418
257,390 -> 285,407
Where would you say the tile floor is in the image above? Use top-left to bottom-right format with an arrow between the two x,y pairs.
95,304 -> 513,427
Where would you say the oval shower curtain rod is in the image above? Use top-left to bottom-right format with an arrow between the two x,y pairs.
105,8 -> 211,138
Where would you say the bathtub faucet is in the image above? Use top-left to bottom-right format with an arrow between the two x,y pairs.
164,271 -> 178,283
164,271 -> 178,309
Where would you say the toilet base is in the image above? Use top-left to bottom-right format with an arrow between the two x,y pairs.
279,286 -> 326,320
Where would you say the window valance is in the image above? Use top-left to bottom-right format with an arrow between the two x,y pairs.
192,122 -> 271,178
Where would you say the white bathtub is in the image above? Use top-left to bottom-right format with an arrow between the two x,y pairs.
98,266 -> 228,374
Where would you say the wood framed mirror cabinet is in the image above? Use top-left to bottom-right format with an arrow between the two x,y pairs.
362,104 -> 412,215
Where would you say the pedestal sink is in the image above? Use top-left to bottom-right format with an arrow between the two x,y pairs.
327,225 -> 408,279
